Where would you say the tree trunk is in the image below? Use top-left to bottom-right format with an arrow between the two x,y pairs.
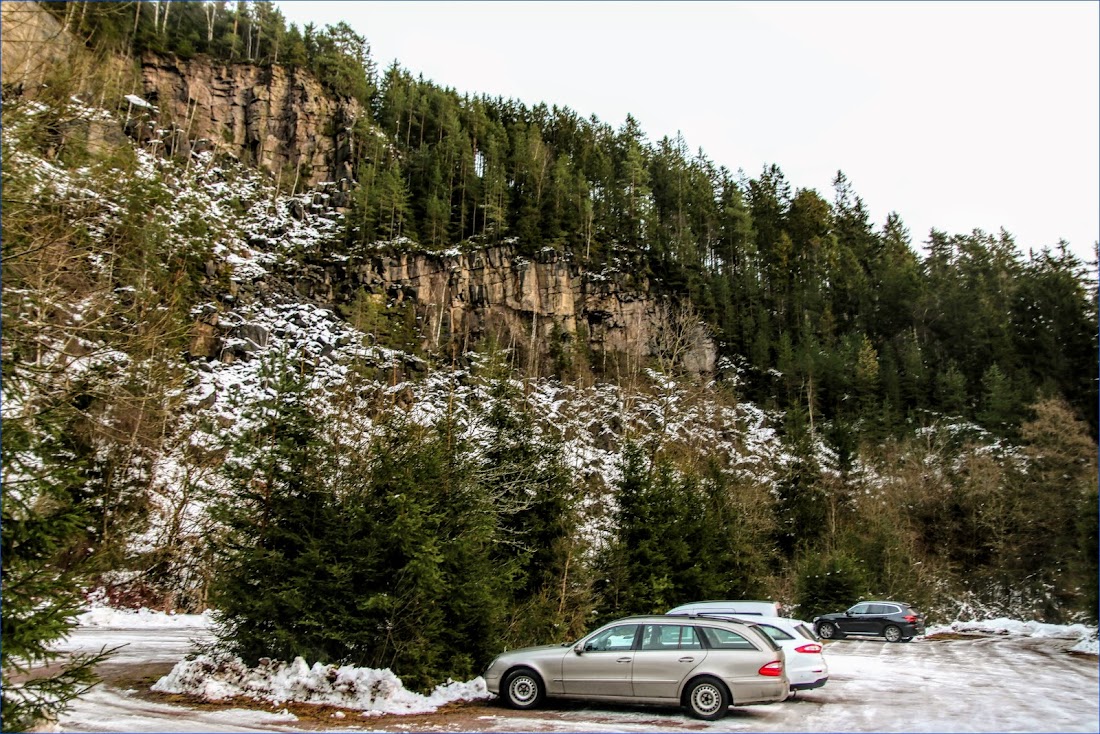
231,2 -> 240,59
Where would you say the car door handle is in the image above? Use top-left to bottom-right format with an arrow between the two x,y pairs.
678,657 -> 695,663
616,657 -> 632,663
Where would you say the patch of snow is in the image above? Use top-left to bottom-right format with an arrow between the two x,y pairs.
927,617 -> 1098,653
124,94 -> 157,111
77,606 -> 213,629
151,655 -> 490,715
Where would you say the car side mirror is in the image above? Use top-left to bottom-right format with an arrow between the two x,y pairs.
845,611 -> 852,616
574,643 -> 585,655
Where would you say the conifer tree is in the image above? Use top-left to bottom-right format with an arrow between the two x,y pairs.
1,389 -> 112,731
209,355 -> 340,666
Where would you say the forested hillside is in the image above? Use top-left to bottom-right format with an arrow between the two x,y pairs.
2,2 -> 1097,728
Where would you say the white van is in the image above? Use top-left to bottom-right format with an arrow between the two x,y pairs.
666,600 -> 782,617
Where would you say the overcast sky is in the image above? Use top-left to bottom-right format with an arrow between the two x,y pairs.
278,1 -> 1098,263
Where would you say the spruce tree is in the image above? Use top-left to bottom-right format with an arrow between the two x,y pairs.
209,355 -> 340,666
1,391 -> 112,731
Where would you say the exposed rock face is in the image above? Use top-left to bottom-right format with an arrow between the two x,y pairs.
283,246 -> 717,376
1,1 -> 73,90
140,54 -> 363,187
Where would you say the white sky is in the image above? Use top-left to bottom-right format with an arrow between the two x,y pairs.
278,1 -> 1099,262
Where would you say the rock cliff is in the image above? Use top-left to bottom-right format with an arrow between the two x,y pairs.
139,54 -> 363,188
0,1 -> 72,90
268,243 -> 716,376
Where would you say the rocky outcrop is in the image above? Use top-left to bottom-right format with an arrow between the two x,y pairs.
139,54 -> 363,187
0,1 -> 73,91
285,246 -> 717,375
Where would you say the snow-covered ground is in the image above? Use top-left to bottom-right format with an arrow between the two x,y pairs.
927,617 -> 1099,655
52,606 -> 1099,732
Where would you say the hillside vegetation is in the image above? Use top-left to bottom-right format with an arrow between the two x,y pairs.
2,2 -> 1097,729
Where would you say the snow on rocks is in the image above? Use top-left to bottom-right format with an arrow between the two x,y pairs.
151,654 -> 490,715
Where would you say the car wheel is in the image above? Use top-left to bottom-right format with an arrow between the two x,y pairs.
817,621 -> 840,639
883,624 -> 903,643
501,668 -> 544,710
683,676 -> 730,720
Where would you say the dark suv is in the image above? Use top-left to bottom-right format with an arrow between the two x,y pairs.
813,601 -> 925,643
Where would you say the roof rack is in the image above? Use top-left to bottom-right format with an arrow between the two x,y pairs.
668,612 -> 757,623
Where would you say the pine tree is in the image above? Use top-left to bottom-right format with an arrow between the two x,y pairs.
1,391 -> 112,731
977,363 -> 1017,433
209,355 -> 341,666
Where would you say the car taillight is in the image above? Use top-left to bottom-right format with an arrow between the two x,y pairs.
795,643 -> 822,654
758,661 -> 783,677
904,615 -> 918,623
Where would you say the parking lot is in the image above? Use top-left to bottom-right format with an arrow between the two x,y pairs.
57,626 -> 1098,732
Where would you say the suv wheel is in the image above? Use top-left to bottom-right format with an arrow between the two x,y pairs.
883,624 -> 903,643
817,621 -> 840,639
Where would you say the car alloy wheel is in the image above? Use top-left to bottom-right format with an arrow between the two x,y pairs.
817,622 -> 837,639
883,624 -> 902,643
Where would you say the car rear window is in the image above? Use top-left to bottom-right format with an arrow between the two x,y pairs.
757,623 -> 795,642
699,627 -> 759,650
794,623 -> 819,641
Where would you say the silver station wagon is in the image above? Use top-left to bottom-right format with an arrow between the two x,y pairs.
483,614 -> 788,720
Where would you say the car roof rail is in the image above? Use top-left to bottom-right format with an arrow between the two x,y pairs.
669,612 -> 753,623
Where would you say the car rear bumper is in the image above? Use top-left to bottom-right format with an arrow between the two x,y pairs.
791,676 -> 828,691
725,678 -> 789,706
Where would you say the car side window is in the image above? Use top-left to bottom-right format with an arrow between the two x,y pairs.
849,603 -> 872,615
680,626 -> 703,649
757,623 -> 795,642
700,627 -> 758,650
641,625 -> 702,651
585,624 -> 639,652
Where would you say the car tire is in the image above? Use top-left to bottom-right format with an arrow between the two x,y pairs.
683,676 -> 730,720
501,668 -> 545,710
816,621 -> 842,640
883,624 -> 903,643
